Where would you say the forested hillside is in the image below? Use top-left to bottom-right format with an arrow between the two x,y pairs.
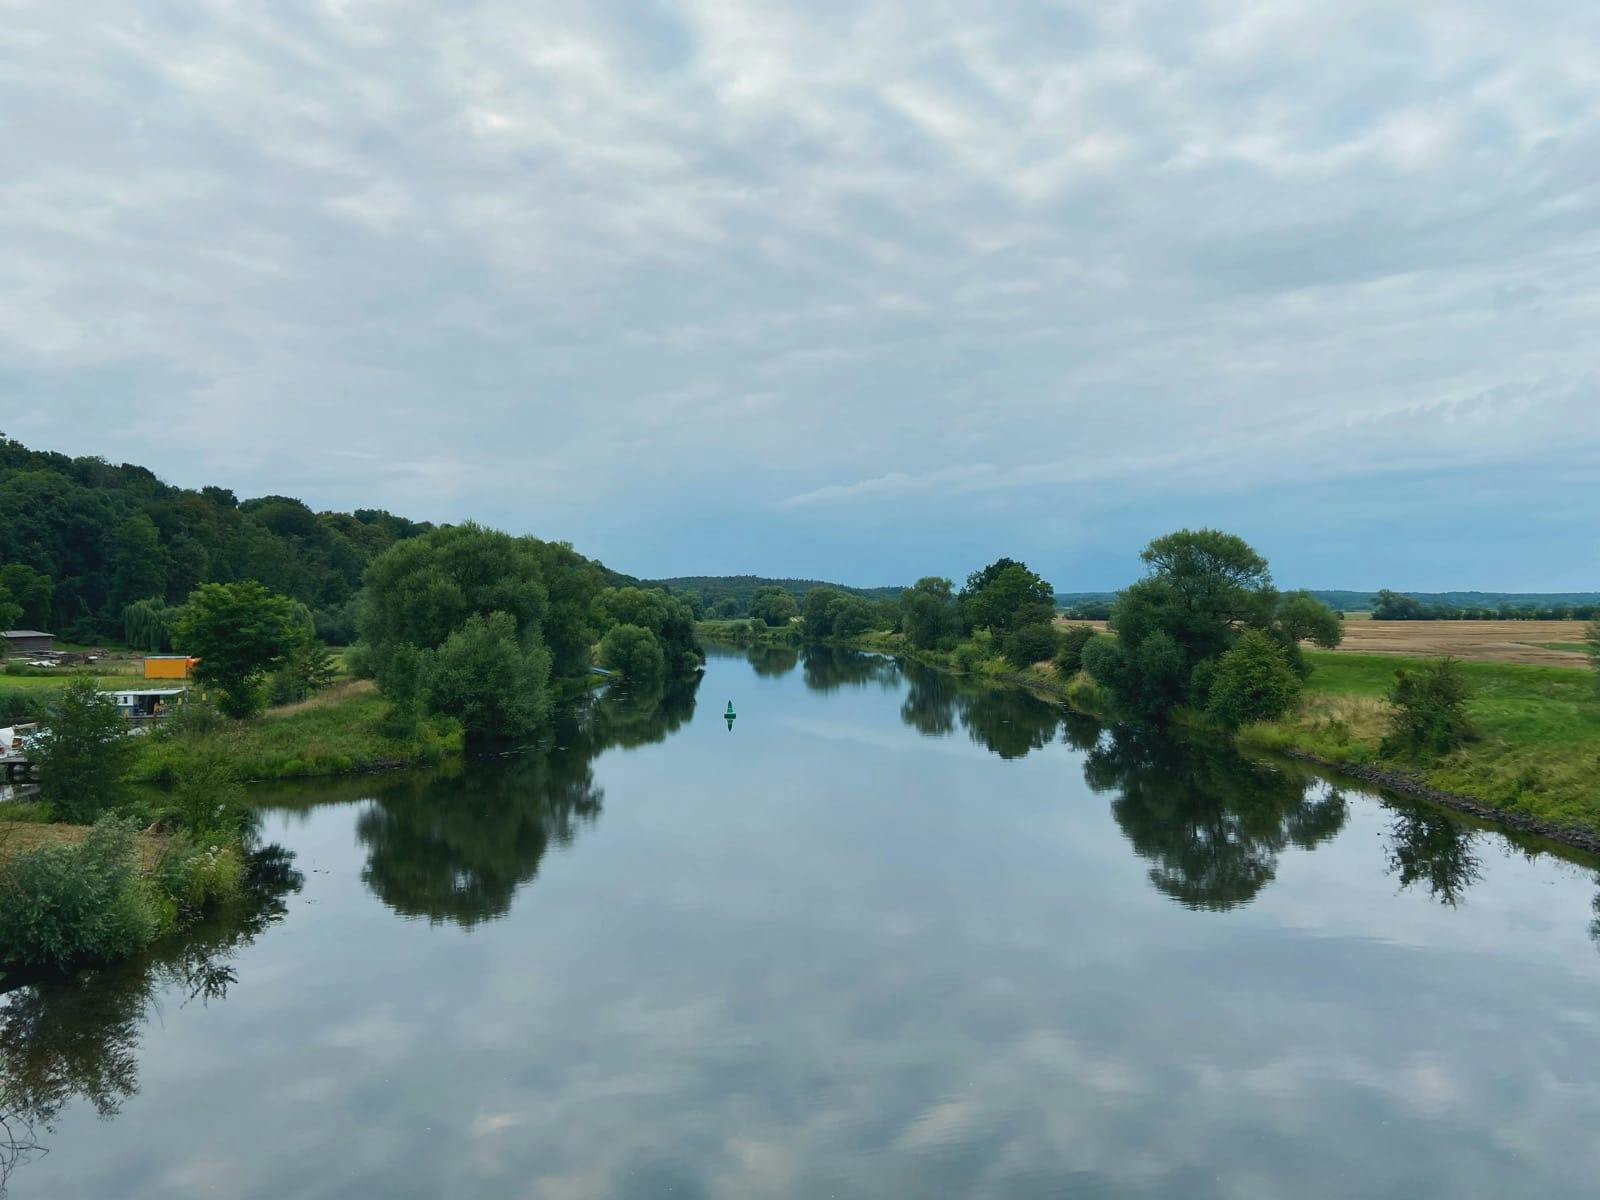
0,435 -> 439,641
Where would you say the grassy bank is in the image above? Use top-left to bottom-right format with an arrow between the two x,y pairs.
128,681 -> 462,784
1240,652 -> 1600,833
835,629 -> 1600,838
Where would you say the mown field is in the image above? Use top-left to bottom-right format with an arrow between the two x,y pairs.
1056,616 -> 1591,667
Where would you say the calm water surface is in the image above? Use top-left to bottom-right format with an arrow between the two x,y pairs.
6,646 -> 1600,1197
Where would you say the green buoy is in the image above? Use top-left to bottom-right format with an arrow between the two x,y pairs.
725,700 -> 737,731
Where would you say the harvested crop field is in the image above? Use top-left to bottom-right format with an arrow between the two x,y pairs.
1332,619 -> 1589,666
1054,616 -> 1592,667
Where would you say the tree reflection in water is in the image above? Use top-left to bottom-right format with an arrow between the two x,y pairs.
357,673 -> 700,928
799,645 -> 898,694
1383,809 -> 1482,907
1085,727 -> 1348,911
0,846 -> 302,1194
892,660 -> 1065,760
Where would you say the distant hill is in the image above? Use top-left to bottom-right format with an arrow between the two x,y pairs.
649,575 -> 903,618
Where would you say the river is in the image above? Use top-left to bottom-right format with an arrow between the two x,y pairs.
5,644 -> 1600,1197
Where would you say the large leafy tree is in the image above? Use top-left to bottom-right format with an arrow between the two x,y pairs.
959,558 -> 1054,634
749,586 -> 799,627
596,587 -> 701,672
358,523 -> 548,679
1086,529 -> 1337,722
174,581 -> 304,718
900,577 -> 960,649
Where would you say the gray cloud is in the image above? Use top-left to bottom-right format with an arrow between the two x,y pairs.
2,0 -> 1597,584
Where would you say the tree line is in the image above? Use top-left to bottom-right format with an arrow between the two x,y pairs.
1368,589 -> 1599,621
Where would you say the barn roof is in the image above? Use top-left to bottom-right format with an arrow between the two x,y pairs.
2,630 -> 53,638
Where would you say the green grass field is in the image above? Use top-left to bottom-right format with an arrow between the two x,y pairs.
1243,651 -> 1600,833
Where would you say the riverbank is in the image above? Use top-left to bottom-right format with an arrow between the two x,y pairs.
129,681 -> 463,784
825,631 -> 1600,848
1240,652 -> 1600,837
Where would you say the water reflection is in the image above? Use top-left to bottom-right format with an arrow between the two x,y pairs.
357,675 -> 700,928
1085,728 -> 1348,911
799,645 -> 897,693
893,659 -> 1067,760
1384,809 -> 1483,907
0,846 -> 301,1194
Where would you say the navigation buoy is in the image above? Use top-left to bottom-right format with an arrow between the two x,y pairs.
725,700 -> 737,731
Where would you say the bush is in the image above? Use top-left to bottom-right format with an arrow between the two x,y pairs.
0,816 -> 168,968
1382,657 -> 1475,759
1052,624 -> 1098,677
0,689 -> 48,725
164,748 -> 252,839
1204,630 -> 1304,728
599,623 -> 666,682
1002,623 -> 1061,668
155,837 -> 245,916
34,677 -> 136,824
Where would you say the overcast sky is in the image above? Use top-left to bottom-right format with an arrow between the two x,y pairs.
3,1 -> 1597,590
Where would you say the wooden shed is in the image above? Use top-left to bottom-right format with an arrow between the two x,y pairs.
2,630 -> 54,655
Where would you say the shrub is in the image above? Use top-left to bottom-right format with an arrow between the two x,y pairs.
1382,657 -> 1475,759
1052,624 -> 1098,677
155,837 -> 245,916
1002,623 -> 1062,668
34,677 -> 136,824
1204,630 -> 1303,728
0,816 -> 168,968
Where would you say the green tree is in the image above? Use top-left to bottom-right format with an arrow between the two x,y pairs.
1002,623 -> 1061,667
802,587 -> 843,639
107,512 -> 168,616
959,559 -> 1054,634
1205,630 -> 1304,728
34,678 -> 136,823
1052,624 -> 1098,677
900,577 -> 960,649
174,581 -> 303,718
597,587 -> 702,673
379,642 -> 426,739
0,564 -> 52,627
529,539 -> 604,677
826,596 -> 873,639
1273,590 -> 1342,655
122,596 -> 176,652
1371,589 -> 1429,620
425,611 -> 552,739
599,623 -> 665,682
1382,658 -> 1474,759
1088,529 -> 1278,721
358,523 -> 548,680
750,586 -> 799,627
267,641 -> 338,706
0,583 -> 20,632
